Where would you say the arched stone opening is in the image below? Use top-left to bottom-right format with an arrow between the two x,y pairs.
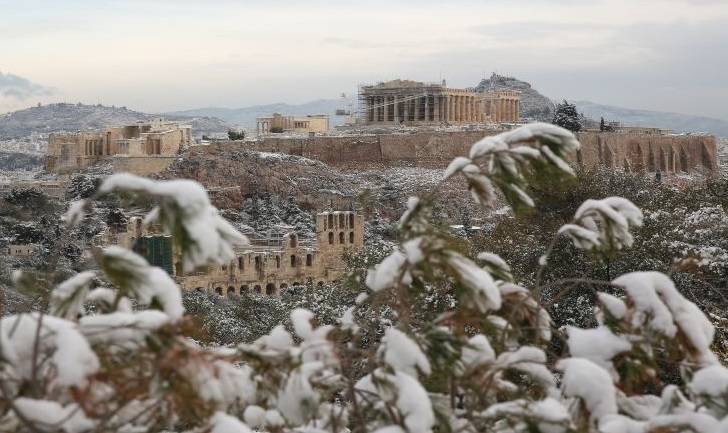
290,255 -> 296,267
317,281 -> 324,287
238,257 -> 244,270
679,148 -> 689,172
276,255 -> 281,268
339,232 -> 345,244
195,287 -> 204,292
328,232 -> 334,244
227,286 -> 235,296
215,287 -> 223,296
254,285 -> 262,294
240,284 -> 249,294
702,143 -> 714,170
328,214 -> 334,228
266,283 -> 276,296
293,281 -> 301,287
254,256 -> 261,270
339,213 -> 345,227
647,145 -> 656,172
349,213 -> 354,227
349,231 -> 354,244
636,145 -> 644,172
306,254 -> 312,266
290,234 -> 297,248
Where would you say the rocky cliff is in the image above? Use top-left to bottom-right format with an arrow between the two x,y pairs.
158,145 -> 358,210
474,73 -> 554,121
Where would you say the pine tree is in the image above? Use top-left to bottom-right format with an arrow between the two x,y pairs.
552,100 -> 582,132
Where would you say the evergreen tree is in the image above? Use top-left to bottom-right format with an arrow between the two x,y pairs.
600,116 -> 606,131
552,99 -> 582,132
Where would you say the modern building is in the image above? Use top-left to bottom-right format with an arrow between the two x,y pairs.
256,113 -> 330,135
45,118 -> 192,173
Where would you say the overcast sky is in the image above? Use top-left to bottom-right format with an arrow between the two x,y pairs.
1,0 -> 727,119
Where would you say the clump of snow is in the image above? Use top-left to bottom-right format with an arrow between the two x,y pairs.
460,334 -> 495,370
612,272 -> 716,365
378,327 -> 431,377
596,293 -> 627,320
50,271 -> 95,319
1,314 -> 99,387
556,357 -> 617,423
13,398 -> 94,433
355,368 -> 434,433
560,197 -> 643,251
210,411 -> 252,433
277,361 -> 325,425
101,246 -> 184,319
99,173 -> 249,271
366,250 -> 409,292
62,199 -> 87,226
447,252 -> 501,312
566,326 -> 631,379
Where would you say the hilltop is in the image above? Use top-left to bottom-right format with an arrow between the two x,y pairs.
474,73 -> 555,121
167,98 -> 353,129
574,100 -> 728,138
0,103 -> 231,139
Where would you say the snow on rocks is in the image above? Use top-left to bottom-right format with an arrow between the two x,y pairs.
99,173 -> 249,271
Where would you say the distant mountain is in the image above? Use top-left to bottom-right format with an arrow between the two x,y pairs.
0,103 -> 231,139
167,98 -> 355,129
474,73 -> 555,121
574,101 -> 728,138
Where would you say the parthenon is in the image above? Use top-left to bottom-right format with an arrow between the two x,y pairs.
359,79 -> 520,125
484,90 -> 520,123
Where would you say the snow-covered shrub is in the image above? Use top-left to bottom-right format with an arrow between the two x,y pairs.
3,125 -> 727,433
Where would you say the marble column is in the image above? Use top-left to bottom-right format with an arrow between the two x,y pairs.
445,95 -> 450,122
424,95 -> 430,122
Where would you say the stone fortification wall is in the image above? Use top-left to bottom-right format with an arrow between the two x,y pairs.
236,130 -> 716,173
576,132 -> 717,173
111,156 -> 177,176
